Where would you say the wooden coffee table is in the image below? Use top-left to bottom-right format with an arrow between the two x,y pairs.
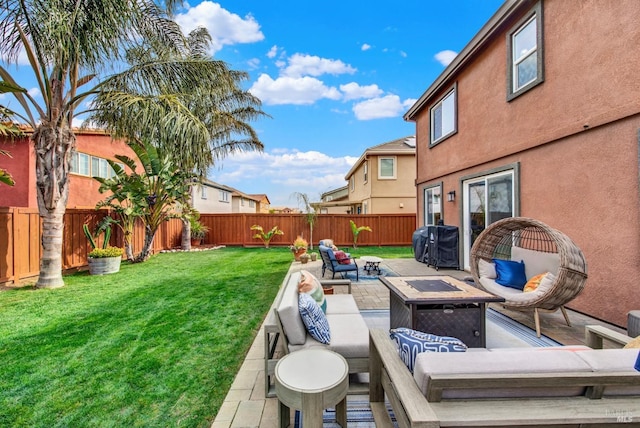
380,275 -> 505,347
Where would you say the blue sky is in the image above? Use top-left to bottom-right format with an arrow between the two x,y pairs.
181,0 -> 505,207
2,0 -> 505,208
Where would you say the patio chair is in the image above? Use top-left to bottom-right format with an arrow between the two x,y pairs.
470,217 -> 588,337
319,245 -> 359,281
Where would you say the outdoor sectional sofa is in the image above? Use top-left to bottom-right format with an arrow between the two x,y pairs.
369,328 -> 640,427
263,270 -> 369,397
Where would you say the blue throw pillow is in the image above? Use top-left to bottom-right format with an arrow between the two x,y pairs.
389,328 -> 467,373
298,293 -> 331,344
493,258 -> 527,289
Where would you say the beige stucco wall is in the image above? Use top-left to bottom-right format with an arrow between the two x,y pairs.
192,186 -> 232,214
348,155 -> 417,214
412,0 -> 640,326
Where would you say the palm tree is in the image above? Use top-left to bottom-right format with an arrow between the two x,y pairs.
292,192 -> 318,249
88,26 -> 267,251
0,0 -> 263,287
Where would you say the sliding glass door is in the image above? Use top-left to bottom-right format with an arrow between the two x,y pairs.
462,171 -> 514,269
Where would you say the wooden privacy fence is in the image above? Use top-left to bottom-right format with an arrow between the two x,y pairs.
0,208 -> 415,285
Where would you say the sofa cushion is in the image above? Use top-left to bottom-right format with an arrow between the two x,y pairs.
287,313 -> 369,359
511,246 -> 560,279
276,272 -> 307,345
413,349 -> 591,399
298,269 -> 326,312
576,349 -> 640,396
493,259 -> 527,289
298,293 -> 331,344
324,295 -> 359,315
390,328 -> 467,373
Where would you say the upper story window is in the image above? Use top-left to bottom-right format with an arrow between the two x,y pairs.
201,186 -> 207,199
363,161 -> 368,183
379,157 -> 396,180
429,86 -> 457,146
71,152 -> 122,179
249,200 -> 255,208
350,176 -> 355,191
507,1 -> 544,100
219,190 -> 229,202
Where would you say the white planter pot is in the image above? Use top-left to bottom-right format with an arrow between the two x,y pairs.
88,256 -> 122,275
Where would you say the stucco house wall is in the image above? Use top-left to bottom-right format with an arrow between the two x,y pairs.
407,0 -> 640,326
0,130 -> 138,209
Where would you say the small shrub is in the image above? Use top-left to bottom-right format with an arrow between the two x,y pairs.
88,246 -> 124,258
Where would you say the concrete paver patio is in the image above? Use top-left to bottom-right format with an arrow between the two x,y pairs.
210,257 -> 626,428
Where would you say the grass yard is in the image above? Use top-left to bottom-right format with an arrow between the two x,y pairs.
0,247 -> 292,428
0,245 -> 412,427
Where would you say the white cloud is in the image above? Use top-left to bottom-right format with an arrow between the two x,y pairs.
281,53 -> 356,78
339,82 -> 383,101
249,74 -> 341,105
209,149 -> 357,206
267,45 -> 278,58
361,43 -> 372,51
27,87 -> 40,98
247,58 -> 260,69
175,1 -> 264,54
435,50 -> 458,66
399,50 -> 407,58
352,94 -> 408,120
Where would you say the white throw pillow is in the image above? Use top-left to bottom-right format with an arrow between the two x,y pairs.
478,258 -> 497,279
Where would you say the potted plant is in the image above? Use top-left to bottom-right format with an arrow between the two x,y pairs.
190,219 -> 209,246
289,236 -> 308,261
87,246 -> 124,275
310,252 -> 318,262
299,253 -> 311,264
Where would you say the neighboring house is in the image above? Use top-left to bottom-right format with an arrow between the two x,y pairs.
191,179 -> 234,214
0,128 -> 137,209
404,0 -> 640,327
249,194 -> 271,213
342,136 -> 417,215
230,188 -> 262,214
191,181 -> 267,214
317,186 -> 349,214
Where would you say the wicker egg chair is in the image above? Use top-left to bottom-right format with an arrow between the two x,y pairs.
470,217 -> 588,337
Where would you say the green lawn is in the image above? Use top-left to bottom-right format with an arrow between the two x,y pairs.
0,246 -> 412,427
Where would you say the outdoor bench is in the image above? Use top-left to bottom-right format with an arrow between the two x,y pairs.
263,270 -> 369,397
369,328 -> 640,427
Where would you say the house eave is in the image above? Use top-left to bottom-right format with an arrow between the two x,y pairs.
404,0 -> 533,121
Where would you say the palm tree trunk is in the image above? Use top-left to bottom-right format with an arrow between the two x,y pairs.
181,218 -> 191,251
133,225 -> 156,262
33,124 -> 75,288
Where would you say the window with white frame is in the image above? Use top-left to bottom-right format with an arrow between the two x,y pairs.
430,86 -> 456,145
71,152 -> 121,178
423,185 -> 442,226
507,1 -> 543,99
219,190 -> 229,202
350,176 -> 354,191
379,157 -> 396,179
249,200 -> 255,208
201,186 -> 207,199
363,161 -> 368,183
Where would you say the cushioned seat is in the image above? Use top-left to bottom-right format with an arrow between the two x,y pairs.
319,245 -> 359,281
470,217 -> 588,337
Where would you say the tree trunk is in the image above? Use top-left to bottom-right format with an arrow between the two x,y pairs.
132,224 -> 156,263
181,218 -> 191,251
33,124 -> 75,288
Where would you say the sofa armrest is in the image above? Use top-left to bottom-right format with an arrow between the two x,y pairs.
320,279 -> 352,294
369,329 -> 439,425
585,324 -> 631,349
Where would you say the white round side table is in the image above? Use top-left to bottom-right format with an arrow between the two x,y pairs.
275,348 -> 349,428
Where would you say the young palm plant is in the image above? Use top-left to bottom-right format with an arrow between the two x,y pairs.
349,220 -> 372,249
